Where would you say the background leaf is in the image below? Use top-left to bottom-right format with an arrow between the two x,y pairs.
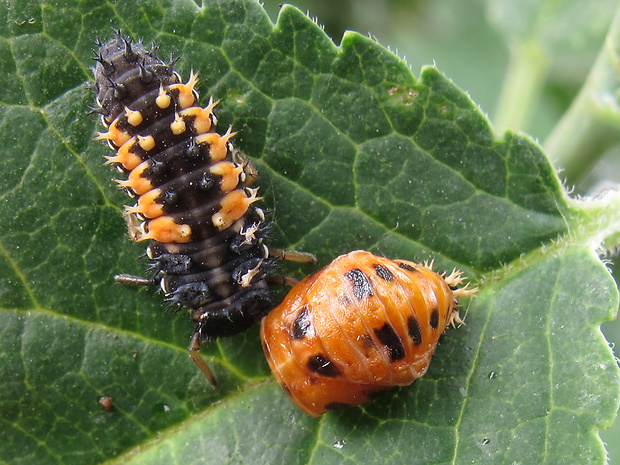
0,1 -> 618,464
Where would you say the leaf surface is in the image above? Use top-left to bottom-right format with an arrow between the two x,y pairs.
0,1 -> 618,464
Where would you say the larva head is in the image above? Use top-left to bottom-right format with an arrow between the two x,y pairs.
93,32 -> 178,126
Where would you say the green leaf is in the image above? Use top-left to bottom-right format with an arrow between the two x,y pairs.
0,1 -> 618,464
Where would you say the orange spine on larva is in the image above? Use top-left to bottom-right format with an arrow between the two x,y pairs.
260,250 -> 476,417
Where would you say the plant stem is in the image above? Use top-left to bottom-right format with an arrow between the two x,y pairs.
569,188 -> 620,251
544,3 -> 620,185
493,40 -> 548,135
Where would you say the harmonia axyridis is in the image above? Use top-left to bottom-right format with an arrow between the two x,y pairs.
92,32 -> 312,386
260,250 -> 476,416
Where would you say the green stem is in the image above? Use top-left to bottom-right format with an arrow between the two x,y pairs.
493,40 -> 548,135
568,189 -> 620,251
544,2 -> 620,185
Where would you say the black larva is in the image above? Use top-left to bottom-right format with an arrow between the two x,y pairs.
92,33 -> 312,385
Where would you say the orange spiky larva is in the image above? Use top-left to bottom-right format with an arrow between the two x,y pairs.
92,33 -> 274,386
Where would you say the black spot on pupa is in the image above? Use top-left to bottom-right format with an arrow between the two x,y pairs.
373,264 -> 394,281
307,354 -> 341,377
408,316 -> 422,345
430,308 -> 439,329
345,268 -> 373,300
291,305 -> 312,340
398,262 -> 417,272
365,387 -> 390,401
325,402 -> 352,411
374,324 -> 405,362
